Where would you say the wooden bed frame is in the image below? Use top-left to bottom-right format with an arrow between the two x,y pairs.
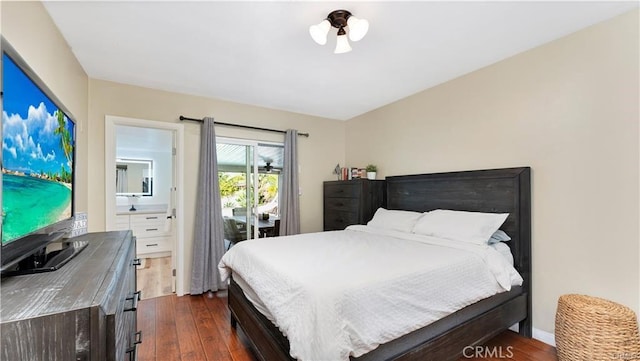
228,167 -> 532,361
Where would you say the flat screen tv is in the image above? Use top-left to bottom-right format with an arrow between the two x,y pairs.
1,37 -> 84,276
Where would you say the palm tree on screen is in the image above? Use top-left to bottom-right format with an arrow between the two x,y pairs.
53,110 -> 73,168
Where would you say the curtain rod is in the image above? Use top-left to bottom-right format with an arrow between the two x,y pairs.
179,116 -> 310,137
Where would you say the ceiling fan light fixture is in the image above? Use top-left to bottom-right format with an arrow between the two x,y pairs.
334,27 -> 352,54
347,16 -> 369,42
309,19 -> 331,45
310,9 -> 367,53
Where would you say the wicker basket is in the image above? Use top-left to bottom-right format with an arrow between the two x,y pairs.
555,294 -> 640,361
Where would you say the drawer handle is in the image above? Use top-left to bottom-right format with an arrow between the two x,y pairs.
146,216 -> 158,219
146,243 -> 159,247
132,258 -> 142,266
124,291 -> 142,312
145,228 -> 158,231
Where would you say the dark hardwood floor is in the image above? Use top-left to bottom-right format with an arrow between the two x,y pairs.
137,294 -> 557,361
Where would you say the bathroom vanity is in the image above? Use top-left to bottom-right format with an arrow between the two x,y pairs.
115,204 -> 172,257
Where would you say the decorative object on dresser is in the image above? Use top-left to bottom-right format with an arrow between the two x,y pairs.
323,179 -> 386,231
115,205 -> 172,257
365,164 -> 377,180
350,167 -> 361,179
70,212 -> 89,237
0,231 -> 141,360
333,164 -> 342,180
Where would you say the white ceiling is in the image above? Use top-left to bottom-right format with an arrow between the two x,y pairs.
44,1 -> 638,121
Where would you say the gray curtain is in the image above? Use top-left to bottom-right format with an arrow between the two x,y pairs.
279,129 -> 300,235
190,117 -> 226,294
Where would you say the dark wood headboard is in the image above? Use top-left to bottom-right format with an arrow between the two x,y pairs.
385,167 -> 531,334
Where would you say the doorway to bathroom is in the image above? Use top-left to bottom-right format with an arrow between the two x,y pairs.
105,115 -> 186,296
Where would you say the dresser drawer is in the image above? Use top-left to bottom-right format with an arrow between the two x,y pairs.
323,180 -> 385,232
324,197 -> 360,213
104,233 -> 139,361
137,236 -> 172,255
324,210 -> 359,231
324,182 -> 362,198
130,213 -> 166,226
130,213 -> 170,238
131,225 -> 169,238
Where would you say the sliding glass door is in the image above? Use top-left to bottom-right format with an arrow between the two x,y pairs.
216,138 -> 283,244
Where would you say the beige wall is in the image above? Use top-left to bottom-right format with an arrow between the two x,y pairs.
346,10 -> 640,333
88,79 -> 345,291
1,1 -> 89,214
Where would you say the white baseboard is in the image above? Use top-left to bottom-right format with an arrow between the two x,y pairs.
508,324 -> 556,347
533,328 -> 556,347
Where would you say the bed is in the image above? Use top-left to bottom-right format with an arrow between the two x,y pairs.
221,167 -> 531,361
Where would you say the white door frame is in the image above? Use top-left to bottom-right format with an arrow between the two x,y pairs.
105,115 -> 186,295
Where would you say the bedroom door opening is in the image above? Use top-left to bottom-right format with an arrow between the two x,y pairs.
105,115 -> 186,296
217,138 -> 283,245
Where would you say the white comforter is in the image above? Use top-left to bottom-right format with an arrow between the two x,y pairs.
218,225 -> 522,361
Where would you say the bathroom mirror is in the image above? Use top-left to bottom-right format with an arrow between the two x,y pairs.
116,159 -> 153,196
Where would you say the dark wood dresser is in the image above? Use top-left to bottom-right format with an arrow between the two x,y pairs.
323,179 -> 386,231
0,231 -> 141,361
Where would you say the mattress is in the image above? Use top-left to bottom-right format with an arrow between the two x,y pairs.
232,240 -> 515,327
219,225 -> 522,361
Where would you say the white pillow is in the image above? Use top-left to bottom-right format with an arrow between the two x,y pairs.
412,209 -> 509,245
490,241 -> 514,266
488,230 -> 511,244
367,208 -> 424,233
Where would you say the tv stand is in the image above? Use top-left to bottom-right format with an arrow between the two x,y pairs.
1,238 -> 89,277
0,232 -> 61,266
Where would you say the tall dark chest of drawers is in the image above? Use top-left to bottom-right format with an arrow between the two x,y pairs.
0,231 -> 141,361
323,179 -> 386,231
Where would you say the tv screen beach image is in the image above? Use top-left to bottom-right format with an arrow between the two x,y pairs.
2,53 -> 75,245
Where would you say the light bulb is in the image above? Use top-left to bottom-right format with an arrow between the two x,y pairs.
309,19 -> 331,45
347,16 -> 369,42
